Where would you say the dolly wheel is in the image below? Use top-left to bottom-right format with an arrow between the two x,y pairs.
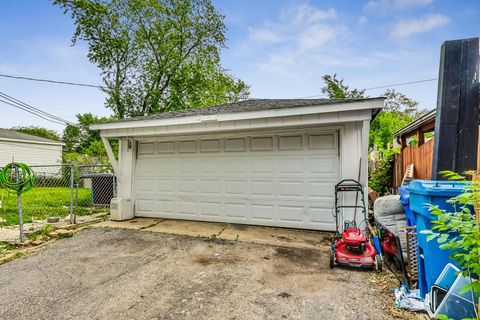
374,254 -> 382,272
329,249 -> 335,269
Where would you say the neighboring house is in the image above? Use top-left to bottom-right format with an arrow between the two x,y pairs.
91,98 -> 384,231
0,128 -> 64,167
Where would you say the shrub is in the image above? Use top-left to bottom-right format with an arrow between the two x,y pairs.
369,148 -> 398,195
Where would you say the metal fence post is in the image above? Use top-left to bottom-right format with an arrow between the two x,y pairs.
69,165 -> 74,224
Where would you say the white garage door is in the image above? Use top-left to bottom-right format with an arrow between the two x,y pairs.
134,131 -> 340,230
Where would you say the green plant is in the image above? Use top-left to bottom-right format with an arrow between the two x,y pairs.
368,148 -> 398,195
27,224 -> 54,240
422,170 -> 480,319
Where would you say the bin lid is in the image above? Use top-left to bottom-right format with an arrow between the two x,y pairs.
406,180 -> 468,196
80,173 -> 114,178
398,184 -> 410,204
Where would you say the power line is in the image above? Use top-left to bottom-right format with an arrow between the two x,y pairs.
363,78 -> 437,91
0,91 -> 74,126
0,73 -> 105,89
0,91 -> 73,125
0,98 -> 66,126
298,78 -> 438,99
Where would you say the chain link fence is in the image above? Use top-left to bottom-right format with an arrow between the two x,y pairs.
0,164 -> 115,226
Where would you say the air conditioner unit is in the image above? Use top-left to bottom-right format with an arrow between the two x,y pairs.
110,198 -> 133,221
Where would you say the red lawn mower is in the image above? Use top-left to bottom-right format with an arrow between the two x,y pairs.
329,179 -> 382,271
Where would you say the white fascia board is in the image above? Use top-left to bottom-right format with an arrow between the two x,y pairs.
99,109 -> 374,138
0,137 -> 65,146
90,99 -> 384,131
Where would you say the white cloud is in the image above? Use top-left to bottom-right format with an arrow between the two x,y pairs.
394,0 -> 434,9
297,24 -> 337,51
363,0 -> 390,13
249,28 -> 282,44
242,3 -> 348,76
292,5 -> 337,25
391,14 -> 451,38
364,0 -> 434,12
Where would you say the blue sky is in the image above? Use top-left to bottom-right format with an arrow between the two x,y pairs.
0,0 -> 478,133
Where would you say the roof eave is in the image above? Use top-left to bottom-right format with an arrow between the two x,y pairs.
394,109 -> 436,138
0,137 -> 65,146
90,99 -> 385,131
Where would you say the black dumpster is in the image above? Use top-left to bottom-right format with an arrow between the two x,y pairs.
80,173 -> 115,206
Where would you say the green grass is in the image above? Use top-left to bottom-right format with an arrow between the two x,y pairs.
27,224 -> 54,240
0,187 -> 107,226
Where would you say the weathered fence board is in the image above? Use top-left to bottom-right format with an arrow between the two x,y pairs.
393,139 -> 434,188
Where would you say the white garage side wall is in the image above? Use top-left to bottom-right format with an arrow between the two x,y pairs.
339,121 -> 370,228
0,141 -> 63,167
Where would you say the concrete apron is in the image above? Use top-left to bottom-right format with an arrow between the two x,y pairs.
92,218 -> 330,249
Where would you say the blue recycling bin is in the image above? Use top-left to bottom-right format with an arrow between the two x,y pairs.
398,184 -> 415,227
407,180 -> 468,297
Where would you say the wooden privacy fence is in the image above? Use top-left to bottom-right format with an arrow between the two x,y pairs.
393,139 -> 434,188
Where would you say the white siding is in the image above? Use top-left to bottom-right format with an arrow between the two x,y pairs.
0,141 -> 63,167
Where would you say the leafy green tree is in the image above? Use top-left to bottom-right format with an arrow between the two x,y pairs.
321,74 -> 365,99
320,74 -> 425,150
62,113 -> 115,165
13,126 -> 61,141
369,89 -> 426,149
54,0 -> 249,118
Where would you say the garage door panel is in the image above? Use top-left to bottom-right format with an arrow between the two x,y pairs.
200,180 -> 222,194
155,159 -> 175,174
156,200 -> 175,213
178,200 -> 197,215
277,205 -> 304,222
134,131 -> 340,230
200,139 -> 221,152
278,180 -> 304,197
201,159 -> 222,174
251,180 -> 275,196
309,181 -> 335,198
157,141 -> 175,154
178,179 -> 197,193
225,158 -> 247,173
278,135 -> 303,150
138,142 -> 155,155
200,202 -> 222,217
308,157 -> 338,176
251,157 -> 274,173
136,178 -> 155,192
279,157 -> 304,173
251,204 -> 276,221
225,180 -> 247,195
136,199 -> 154,214
225,203 -> 248,219
157,178 -> 176,193
251,136 -> 274,151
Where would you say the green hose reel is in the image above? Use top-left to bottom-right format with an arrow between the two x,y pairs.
0,162 -> 35,195
0,162 -> 35,241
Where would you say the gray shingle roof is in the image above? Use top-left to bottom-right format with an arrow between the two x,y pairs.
108,98 -> 384,123
0,128 -> 63,144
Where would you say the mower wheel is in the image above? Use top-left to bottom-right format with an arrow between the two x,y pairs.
374,254 -> 382,272
329,249 -> 335,269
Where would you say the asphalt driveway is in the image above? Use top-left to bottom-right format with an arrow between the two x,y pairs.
0,227 -> 395,320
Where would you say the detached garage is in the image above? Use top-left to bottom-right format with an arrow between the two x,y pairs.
91,98 -> 383,231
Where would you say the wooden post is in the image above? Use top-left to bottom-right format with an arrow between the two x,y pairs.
432,38 -> 480,180
417,128 -> 425,147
